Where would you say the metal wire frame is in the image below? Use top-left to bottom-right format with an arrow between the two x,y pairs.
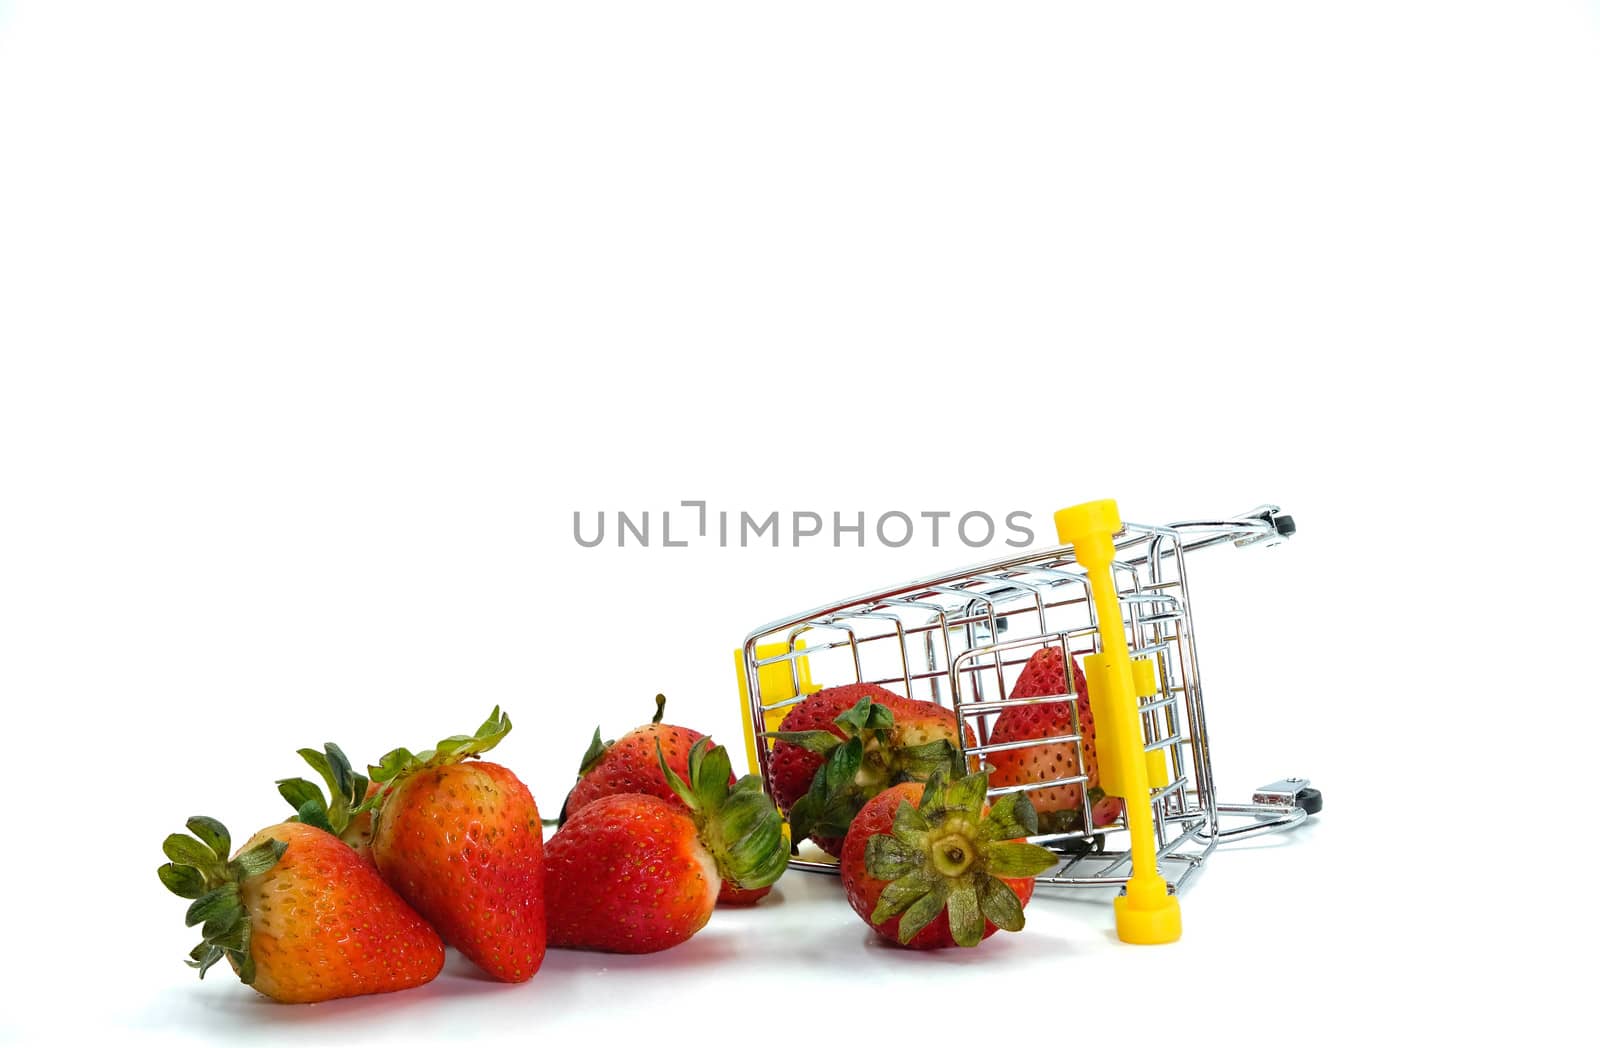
740,506 -> 1304,886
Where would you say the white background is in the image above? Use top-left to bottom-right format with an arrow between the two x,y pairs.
1,2 -> 1596,1045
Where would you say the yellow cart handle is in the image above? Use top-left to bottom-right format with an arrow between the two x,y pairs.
1055,499 -> 1182,945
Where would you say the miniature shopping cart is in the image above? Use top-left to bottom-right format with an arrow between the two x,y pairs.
737,499 -> 1319,944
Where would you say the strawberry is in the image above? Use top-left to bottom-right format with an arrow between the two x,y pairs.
768,683 -> 902,813
158,816 -> 444,1003
560,694 -> 777,907
275,742 -> 379,861
365,708 -> 546,983
768,684 -> 970,856
559,692 -> 722,820
839,770 -> 1058,949
987,645 -> 1125,835
545,738 -> 788,952
715,883 -> 774,906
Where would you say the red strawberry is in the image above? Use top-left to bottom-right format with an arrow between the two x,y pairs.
769,684 -> 971,856
559,694 -> 775,907
560,694 -> 717,820
768,683 -> 901,812
716,883 -> 774,906
366,708 -> 546,983
987,646 -> 1125,835
158,816 -> 444,1003
546,795 -> 716,953
545,739 -> 788,952
275,742 -> 379,862
839,770 -> 1059,949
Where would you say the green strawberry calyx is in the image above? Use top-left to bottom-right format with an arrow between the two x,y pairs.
864,770 -> 1060,947
656,737 -> 789,891
768,695 -> 964,846
156,816 -> 287,985
276,742 -> 370,848
362,707 -> 512,813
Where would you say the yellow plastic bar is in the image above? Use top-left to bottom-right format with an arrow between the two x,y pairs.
1055,499 -> 1181,945
735,641 -> 816,776
1081,655 -> 1127,796
1130,658 -> 1171,789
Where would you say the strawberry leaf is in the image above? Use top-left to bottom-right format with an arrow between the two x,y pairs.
870,867 -> 936,923
896,884 -> 948,944
655,737 -> 697,811
822,737 -> 862,795
686,735 -> 706,791
714,785 -> 788,890
186,943 -> 225,978
185,885 -> 240,928
946,881 -> 983,947
834,696 -> 895,735
577,728 -> 611,777
276,777 -> 323,814
981,790 -> 1039,840
323,743 -> 358,796
295,798 -> 332,832
201,909 -> 242,943
729,775 -> 764,797
157,862 -> 207,900
864,833 -> 921,880
367,747 -> 416,786
428,707 -> 512,764
162,833 -> 219,870
231,838 -> 287,878
185,817 -> 230,861
896,740 -> 963,779
364,708 -> 513,813
765,730 -> 843,755
944,772 -> 988,818
890,798 -> 931,843
694,741 -> 732,811
235,933 -> 257,986
976,873 -> 1026,932
205,920 -> 249,953
786,790 -> 820,847
297,747 -> 335,790
983,841 -> 1060,878
917,770 -> 950,814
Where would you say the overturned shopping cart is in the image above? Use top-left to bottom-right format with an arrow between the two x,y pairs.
737,499 -> 1319,944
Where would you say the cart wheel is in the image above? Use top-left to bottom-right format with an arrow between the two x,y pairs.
1046,833 -> 1108,858
1273,513 -> 1296,538
1294,786 -> 1322,816
1049,837 -> 1093,858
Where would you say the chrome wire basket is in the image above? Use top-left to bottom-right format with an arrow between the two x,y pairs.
738,504 -> 1319,894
